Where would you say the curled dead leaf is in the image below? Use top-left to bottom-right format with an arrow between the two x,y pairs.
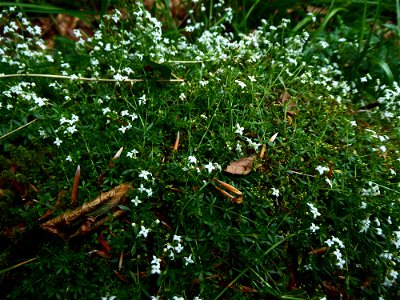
269,132 -> 278,143
41,183 -> 132,239
225,155 -> 256,175
213,178 -> 243,204
308,247 -> 329,255
173,131 -> 180,151
280,90 -> 291,103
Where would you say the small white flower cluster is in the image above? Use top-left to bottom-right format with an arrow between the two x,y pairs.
127,148 -> 139,159
307,203 -> 321,219
233,124 -> 264,152
163,235 -> 194,266
1,10 -> 51,70
59,114 -> 79,135
52,114 -> 80,147
307,203 -> 321,233
365,128 -> 389,153
2,81 -> 48,107
325,236 -> 346,269
137,185 -> 152,197
244,137 -> 261,151
375,80 -> 400,120
359,217 -> 370,233
382,269 -> 399,288
360,181 -> 380,197
164,235 -> 184,256
182,155 -> 200,172
392,231 -> 400,250
150,255 -> 161,274
315,165 -> 333,188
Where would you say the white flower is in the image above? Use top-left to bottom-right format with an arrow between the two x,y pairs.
184,254 -> 194,266
325,178 -> 332,188
307,203 -> 321,219
138,94 -> 147,105
316,165 -> 329,175
359,201 -> 367,209
150,296 -> 160,300
359,218 -> 370,233
234,123 -> 244,135
127,149 -> 139,158
139,170 -> 152,180
325,238 -> 335,247
172,297 -> 184,300
102,107 -> 111,114
101,296 -> 116,300
174,243 -> 184,253
248,75 -> 257,82
173,235 -> 182,242
54,137 -> 62,147
150,256 -> 161,274
138,225 -> 149,238
179,93 -> 186,100
204,162 -> 216,173
66,155 -> 72,162
131,196 -> 142,206
138,184 -> 146,193
350,120 -> 357,126
64,125 -> 77,135
188,156 -> 197,164
309,223 -> 320,233
235,80 -> 246,89
199,80 -> 208,87
145,188 -> 153,197
271,188 -> 279,197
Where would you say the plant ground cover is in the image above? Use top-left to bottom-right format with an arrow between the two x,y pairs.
0,1 -> 400,299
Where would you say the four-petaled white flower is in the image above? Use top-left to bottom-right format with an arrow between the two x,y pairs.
235,80 -> 246,89
184,254 -> 194,266
131,196 -> 142,206
188,156 -> 197,164
307,203 -> 321,219
54,137 -> 62,147
316,165 -> 329,175
309,223 -> 320,233
248,75 -> 257,82
204,162 -> 216,173
235,123 -> 244,135
139,170 -> 152,180
271,188 -> 279,197
174,243 -> 184,253
173,235 -> 182,242
138,225 -> 149,238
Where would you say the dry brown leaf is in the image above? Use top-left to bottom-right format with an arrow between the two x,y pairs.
280,91 -> 291,103
213,178 -> 243,204
269,132 -> 278,143
225,155 -> 256,175
41,183 -> 131,239
173,131 -> 180,151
